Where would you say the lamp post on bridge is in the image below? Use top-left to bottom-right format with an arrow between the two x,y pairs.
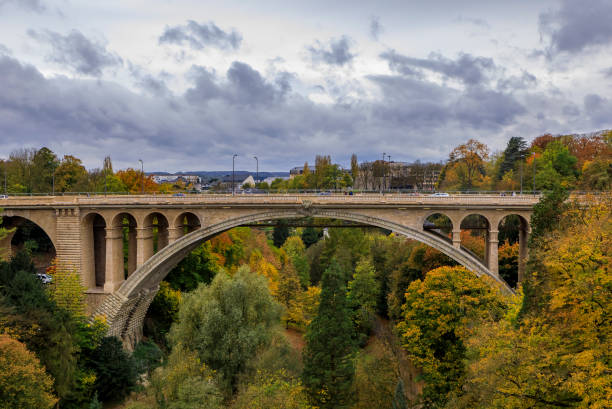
532,152 -> 536,194
254,156 -> 258,186
3,159 -> 6,196
381,152 -> 386,194
232,154 -> 238,196
138,159 -> 144,195
387,154 -> 391,192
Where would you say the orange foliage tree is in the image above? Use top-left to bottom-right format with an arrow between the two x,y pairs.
116,168 -> 159,193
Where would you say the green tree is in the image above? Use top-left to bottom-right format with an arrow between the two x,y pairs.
497,137 -> 528,181
166,242 -> 220,291
169,266 -> 281,392
301,226 -> 321,248
347,257 -> 380,336
302,260 -> 355,408
31,147 -> 60,193
273,219 -> 290,248
282,236 -> 311,287
88,337 -> 137,402
0,334 -> 57,409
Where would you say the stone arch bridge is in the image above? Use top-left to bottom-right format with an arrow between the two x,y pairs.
0,193 -> 536,347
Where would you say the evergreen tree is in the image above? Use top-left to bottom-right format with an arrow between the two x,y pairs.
88,337 -> 137,402
302,260 -> 355,408
273,219 -> 290,247
497,136 -> 528,180
392,379 -> 408,409
301,226 -> 320,248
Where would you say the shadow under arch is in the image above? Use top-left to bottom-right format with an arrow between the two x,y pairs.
0,216 -> 57,270
97,208 -> 515,345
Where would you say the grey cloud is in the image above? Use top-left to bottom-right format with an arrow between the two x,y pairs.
369,16 -> 383,40
539,0 -> 612,56
497,71 -> 537,91
0,43 -> 10,55
381,50 -> 495,86
0,0 -> 45,12
159,21 -> 242,50
454,15 -> 490,29
308,36 -> 355,66
602,67 -> 612,78
583,93 -> 612,127
28,29 -> 122,76
0,52 -> 598,172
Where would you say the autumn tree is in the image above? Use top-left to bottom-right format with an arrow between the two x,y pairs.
441,139 -> 489,190
456,198 -> 612,409
0,334 -> 57,409
396,266 -> 506,407
54,155 -> 89,192
116,168 -> 159,193
302,260 -> 356,408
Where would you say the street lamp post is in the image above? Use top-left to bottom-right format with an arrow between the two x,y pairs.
532,152 -> 536,194
254,156 -> 258,186
519,156 -> 523,194
381,152 -> 386,193
232,154 -> 238,195
3,160 -> 7,195
138,159 -> 144,194
387,154 -> 391,191
52,165 -> 56,195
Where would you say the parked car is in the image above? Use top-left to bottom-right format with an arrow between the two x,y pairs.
430,192 -> 450,197
36,273 -> 52,284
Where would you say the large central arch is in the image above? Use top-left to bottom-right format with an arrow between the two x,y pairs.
97,208 -> 514,346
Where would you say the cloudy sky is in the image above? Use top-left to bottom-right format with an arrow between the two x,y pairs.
0,0 -> 611,172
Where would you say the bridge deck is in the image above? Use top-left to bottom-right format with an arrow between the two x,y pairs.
0,193 -> 541,208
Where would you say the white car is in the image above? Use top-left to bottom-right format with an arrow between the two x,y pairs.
430,192 -> 450,197
0,195 -> 7,199
37,273 -> 53,284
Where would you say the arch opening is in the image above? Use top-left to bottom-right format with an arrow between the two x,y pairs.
0,216 -> 56,272
99,209 -> 513,347
460,214 -> 490,262
147,213 -> 169,254
112,213 -> 138,279
423,213 -> 453,243
173,212 -> 201,239
498,214 -> 529,287
82,213 -> 107,289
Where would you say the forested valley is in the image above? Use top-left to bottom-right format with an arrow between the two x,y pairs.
0,132 -> 610,409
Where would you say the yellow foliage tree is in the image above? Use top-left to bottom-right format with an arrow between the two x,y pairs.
0,334 -> 57,409
456,197 -> 612,408
46,258 -> 86,317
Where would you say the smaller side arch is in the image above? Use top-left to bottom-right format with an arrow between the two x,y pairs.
81,212 -> 108,289
498,213 -> 530,285
171,212 -> 201,242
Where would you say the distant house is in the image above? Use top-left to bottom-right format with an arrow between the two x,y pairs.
151,174 -> 201,185
215,174 -> 256,191
241,175 -> 255,188
289,166 -> 305,179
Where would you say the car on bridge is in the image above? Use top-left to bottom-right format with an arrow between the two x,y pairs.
430,192 -> 450,197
